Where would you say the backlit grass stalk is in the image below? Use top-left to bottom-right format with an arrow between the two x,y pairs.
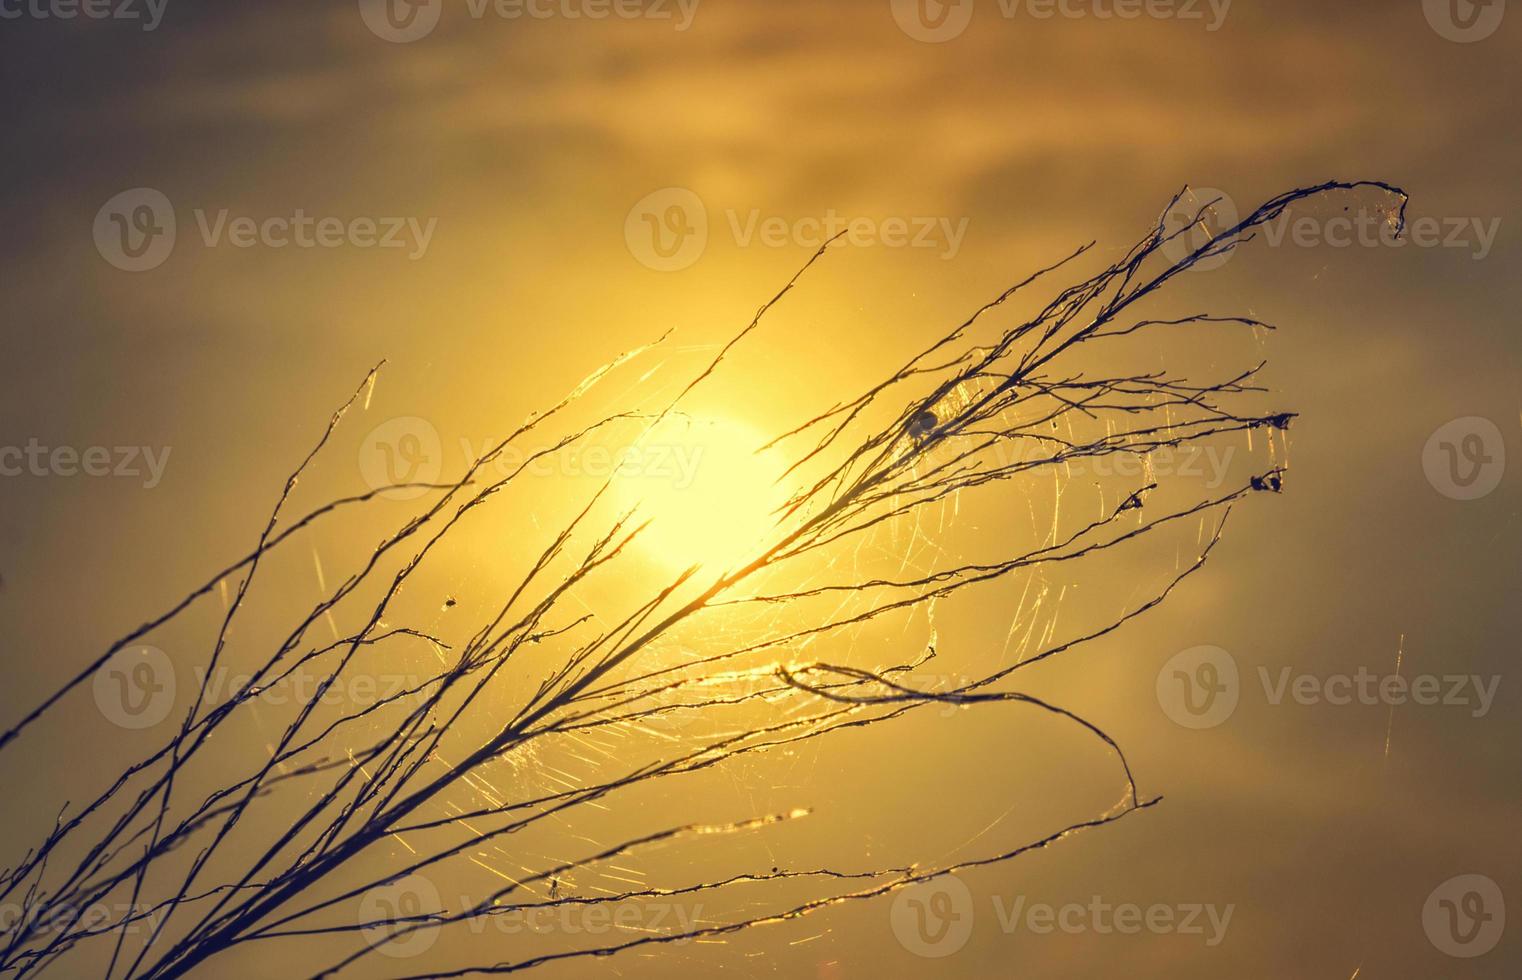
0,181 -> 1406,980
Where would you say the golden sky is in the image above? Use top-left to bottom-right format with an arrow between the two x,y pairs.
1,1 -> 1518,978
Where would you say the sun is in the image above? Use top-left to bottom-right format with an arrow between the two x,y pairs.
614,416 -> 788,573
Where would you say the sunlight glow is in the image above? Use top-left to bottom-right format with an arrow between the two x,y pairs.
617,417 -> 788,573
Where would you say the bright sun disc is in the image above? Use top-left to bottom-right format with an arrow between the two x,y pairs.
615,418 -> 786,572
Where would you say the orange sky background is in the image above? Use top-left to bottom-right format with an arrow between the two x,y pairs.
2,1 -> 1519,977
